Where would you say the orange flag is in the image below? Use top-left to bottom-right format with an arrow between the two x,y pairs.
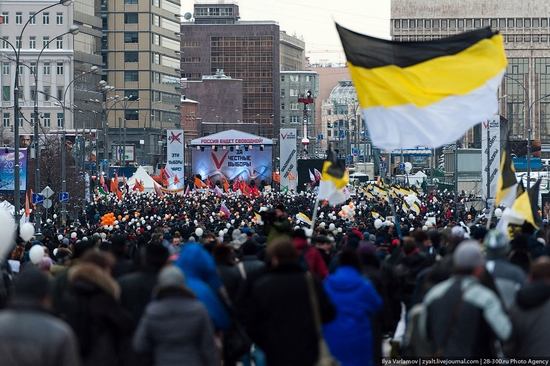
288,172 -> 296,180
174,175 -> 180,185
272,172 -> 280,183
195,176 -> 206,189
25,191 -> 31,217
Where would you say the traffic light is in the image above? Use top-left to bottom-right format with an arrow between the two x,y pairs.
327,119 -> 333,128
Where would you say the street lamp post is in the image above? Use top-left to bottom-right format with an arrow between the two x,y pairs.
3,0 -> 73,225
527,94 -> 550,189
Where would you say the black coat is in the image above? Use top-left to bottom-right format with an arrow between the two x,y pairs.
245,263 -> 336,366
65,262 -> 134,366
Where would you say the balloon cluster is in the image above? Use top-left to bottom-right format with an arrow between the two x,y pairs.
100,213 -> 117,230
338,202 -> 356,221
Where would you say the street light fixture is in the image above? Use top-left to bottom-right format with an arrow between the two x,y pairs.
4,0 -> 74,225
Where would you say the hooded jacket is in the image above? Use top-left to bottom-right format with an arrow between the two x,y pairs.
506,281 -> 550,358
323,266 -> 382,366
175,243 -> 230,330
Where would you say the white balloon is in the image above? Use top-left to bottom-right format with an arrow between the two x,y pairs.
53,214 -> 57,219
57,234 -> 63,241
219,230 -> 224,237
70,232 -> 77,239
404,162 -> 413,174
374,218 -> 383,229
29,245 -> 45,264
305,228 -> 313,237
0,208 -> 14,259
20,223 -> 35,242
195,227 -> 203,237
329,223 -> 335,231
494,208 -> 503,218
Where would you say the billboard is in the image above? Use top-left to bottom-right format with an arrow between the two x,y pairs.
481,116 -> 500,202
280,128 -> 297,192
166,130 -> 185,188
192,145 -> 272,186
0,148 -> 28,194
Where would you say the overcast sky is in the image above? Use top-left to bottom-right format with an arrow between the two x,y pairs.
180,0 -> 391,64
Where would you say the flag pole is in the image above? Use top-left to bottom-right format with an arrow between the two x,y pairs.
310,198 -> 321,230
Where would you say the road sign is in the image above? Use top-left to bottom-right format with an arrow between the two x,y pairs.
317,134 -> 323,140
43,199 -> 52,209
399,163 -> 406,170
380,162 -> 387,169
339,133 -> 345,139
142,160 -> 147,166
32,193 -> 44,205
102,159 -> 108,165
41,186 -> 54,198
59,192 -> 69,203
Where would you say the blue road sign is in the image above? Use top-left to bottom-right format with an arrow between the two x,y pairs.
399,163 -> 406,170
32,193 -> 44,205
118,148 -> 123,154
102,159 -> 108,165
59,192 -> 69,203
380,162 -> 387,169
339,133 -> 345,139
142,160 -> 147,166
317,134 -> 323,140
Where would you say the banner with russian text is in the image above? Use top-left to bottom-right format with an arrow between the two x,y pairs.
280,129 -> 297,192
481,116 -> 501,202
166,130 -> 185,189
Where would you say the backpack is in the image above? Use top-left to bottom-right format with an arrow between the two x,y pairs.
298,246 -> 312,271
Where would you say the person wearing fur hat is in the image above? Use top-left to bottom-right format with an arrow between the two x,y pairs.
133,265 -> 219,366
64,250 -> 134,366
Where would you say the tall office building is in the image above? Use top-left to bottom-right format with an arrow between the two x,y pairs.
179,1 -> 280,139
0,0 -> 76,142
391,0 -> 550,148
101,0 -> 181,166
72,0 -> 103,138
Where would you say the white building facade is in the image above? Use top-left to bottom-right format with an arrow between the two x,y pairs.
0,0 -> 76,143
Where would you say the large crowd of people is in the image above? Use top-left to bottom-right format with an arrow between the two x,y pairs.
1,181 -> 550,365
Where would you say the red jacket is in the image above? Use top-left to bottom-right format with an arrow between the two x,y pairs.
293,237 -> 328,280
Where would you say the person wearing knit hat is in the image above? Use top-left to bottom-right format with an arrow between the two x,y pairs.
0,266 -> 82,365
420,240 -> 512,358
133,265 -> 219,366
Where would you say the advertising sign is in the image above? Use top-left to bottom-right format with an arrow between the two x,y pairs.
481,116 -> 501,202
166,130 -> 185,188
192,145 -> 272,185
280,129 -> 297,192
0,148 -> 27,194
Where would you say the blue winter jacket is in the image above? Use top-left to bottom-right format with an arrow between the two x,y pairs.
323,266 -> 383,366
175,243 -> 231,330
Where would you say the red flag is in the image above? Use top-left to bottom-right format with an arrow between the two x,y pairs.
195,176 -> 207,189
272,172 -> 280,183
174,175 -> 180,186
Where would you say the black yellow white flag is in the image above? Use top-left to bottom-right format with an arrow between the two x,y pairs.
336,24 -> 507,149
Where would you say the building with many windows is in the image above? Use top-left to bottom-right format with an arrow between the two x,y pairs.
179,2 -> 280,139
280,71 -> 319,155
101,0 -> 181,166
391,0 -> 550,149
0,0 -> 76,144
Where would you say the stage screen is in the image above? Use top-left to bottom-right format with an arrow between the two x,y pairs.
0,148 -> 28,194
192,145 -> 273,186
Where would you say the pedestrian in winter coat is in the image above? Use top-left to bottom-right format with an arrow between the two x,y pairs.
175,242 -> 231,331
118,242 -> 170,366
292,229 -> 328,280
323,248 -> 383,366
64,250 -> 134,366
0,266 -> 82,366
245,237 -> 336,366
421,241 -> 512,358
506,256 -> 550,358
133,265 -> 220,366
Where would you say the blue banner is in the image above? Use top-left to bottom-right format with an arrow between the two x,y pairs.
0,148 -> 27,194
513,157 -> 542,169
